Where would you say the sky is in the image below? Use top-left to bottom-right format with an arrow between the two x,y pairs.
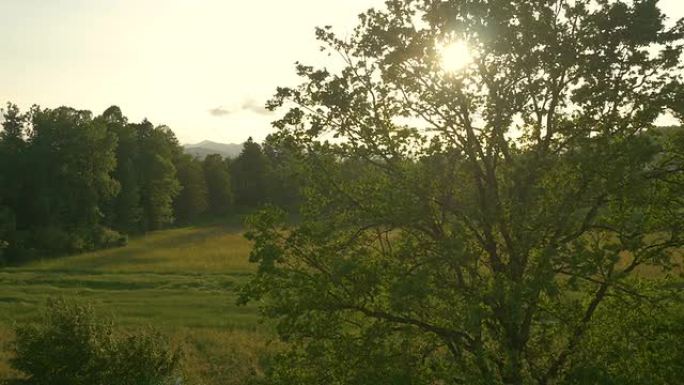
0,0 -> 682,145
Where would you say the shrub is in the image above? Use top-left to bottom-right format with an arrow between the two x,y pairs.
94,226 -> 128,248
10,298 -> 182,385
31,226 -> 71,255
110,332 -> 182,385
0,239 -> 8,261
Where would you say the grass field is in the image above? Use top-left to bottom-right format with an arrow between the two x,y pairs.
1,225 -> 680,383
0,225 -> 273,384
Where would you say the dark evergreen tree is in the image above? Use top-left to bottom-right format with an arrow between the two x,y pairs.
262,134 -> 302,212
0,103 -> 26,262
231,137 -> 269,209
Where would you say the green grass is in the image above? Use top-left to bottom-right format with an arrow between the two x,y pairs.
0,225 -> 273,385
4,225 -> 678,384
26,226 -> 255,274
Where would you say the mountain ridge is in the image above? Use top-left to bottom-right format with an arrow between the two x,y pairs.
183,140 -> 242,159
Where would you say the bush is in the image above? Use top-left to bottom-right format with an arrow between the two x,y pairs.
110,332 -> 181,385
10,298 -> 182,385
0,239 -> 8,260
94,226 -> 128,248
31,226 -> 72,255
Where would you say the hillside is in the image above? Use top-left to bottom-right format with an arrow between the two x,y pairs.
0,225 -> 270,385
183,140 -> 243,159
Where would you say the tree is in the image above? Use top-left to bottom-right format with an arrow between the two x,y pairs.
134,121 -> 181,231
22,106 -> 119,253
100,106 -> 143,233
231,137 -> 270,208
262,134 -> 303,212
0,103 -> 26,261
0,103 -> 187,261
241,1 -> 684,384
174,153 -> 209,223
203,154 -> 233,215
103,109 -> 184,232
0,103 -> 25,144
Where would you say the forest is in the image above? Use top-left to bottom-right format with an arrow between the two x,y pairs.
0,104 -> 299,264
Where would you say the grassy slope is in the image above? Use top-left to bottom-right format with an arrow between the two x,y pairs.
2,226 -> 679,382
0,225 -> 272,384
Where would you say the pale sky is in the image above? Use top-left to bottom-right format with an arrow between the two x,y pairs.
1,0 -> 682,144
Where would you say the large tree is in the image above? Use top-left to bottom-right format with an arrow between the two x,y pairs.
134,121 -> 181,231
0,103 -> 26,261
25,107 -> 119,244
99,106 -> 143,233
241,1 -> 684,384
174,153 -> 209,223
203,154 -> 233,215
231,137 -> 270,209
262,134 -> 303,212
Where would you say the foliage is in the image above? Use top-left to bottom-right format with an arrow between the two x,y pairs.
0,104 -> 190,262
262,134 -> 303,212
565,289 -> 684,385
0,96 -> 307,262
0,207 -> 14,263
174,154 -> 209,223
93,226 -> 128,248
0,104 -> 125,259
241,0 -> 684,384
203,154 -> 234,215
101,106 -> 144,233
0,104 -> 24,264
231,138 -> 270,208
135,121 -> 182,231
10,298 -> 181,385
27,106 -> 120,229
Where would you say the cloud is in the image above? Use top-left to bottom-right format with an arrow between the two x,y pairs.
241,98 -> 272,116
209,98 -> 273,118
208,106 -> 232,117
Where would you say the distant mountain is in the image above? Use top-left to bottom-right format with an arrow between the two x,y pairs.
183,140 -> 243,159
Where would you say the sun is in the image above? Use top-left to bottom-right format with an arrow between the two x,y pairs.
438,40 -> 473,72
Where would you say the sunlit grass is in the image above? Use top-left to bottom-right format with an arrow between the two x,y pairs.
0,225 -> 270,384
2,225 -> 679,383
179,328 -> 281,384
25,226 -> 255,274
0,326 -> 19,382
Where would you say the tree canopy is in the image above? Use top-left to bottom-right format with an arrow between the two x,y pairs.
241,1 -> 684,384
231,137 -> 271,208
0,102 -> 303,263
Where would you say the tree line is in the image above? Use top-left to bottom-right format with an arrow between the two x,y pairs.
0,103 -> 299,264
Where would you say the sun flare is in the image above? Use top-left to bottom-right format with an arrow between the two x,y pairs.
438,40 -> 473,72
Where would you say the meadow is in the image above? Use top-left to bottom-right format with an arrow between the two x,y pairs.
1,225 -> 681,384
0,225 -> 273,384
